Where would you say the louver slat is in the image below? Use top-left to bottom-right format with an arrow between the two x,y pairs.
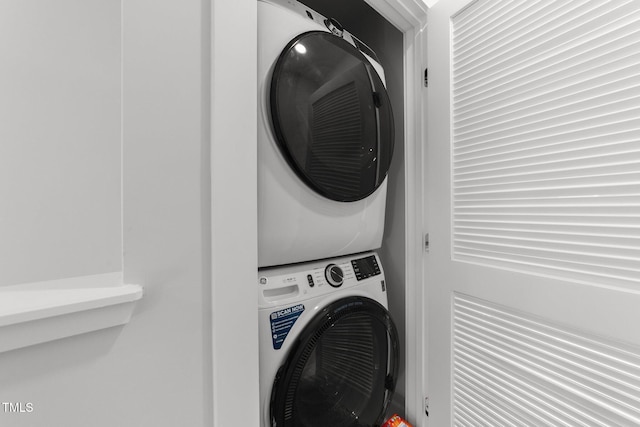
452,0 -> 640,290
309,81 -> 363,196
453,294 -> 640,426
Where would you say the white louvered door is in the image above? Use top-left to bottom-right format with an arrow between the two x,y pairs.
425,0 -> 640,426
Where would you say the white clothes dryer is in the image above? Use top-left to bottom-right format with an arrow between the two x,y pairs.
258,252 -> 399,427
258,0 -> 395,268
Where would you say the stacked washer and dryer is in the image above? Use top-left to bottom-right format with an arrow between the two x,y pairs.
257,1 -> 399,426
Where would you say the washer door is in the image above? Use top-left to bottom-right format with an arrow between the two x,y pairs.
270,297 -> 399,427
270,31 -> 394,202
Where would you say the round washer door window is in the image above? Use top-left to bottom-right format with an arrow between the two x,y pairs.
270,297 -> 399,427
270,31 -> 395,202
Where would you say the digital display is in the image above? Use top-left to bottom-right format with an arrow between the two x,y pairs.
351,255 -> 381,281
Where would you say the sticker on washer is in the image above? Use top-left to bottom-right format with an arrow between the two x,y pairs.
270,304 -> 305,350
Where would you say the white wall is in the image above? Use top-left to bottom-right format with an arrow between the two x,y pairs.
121,0 -> 210,425
0,1 -> 211,425
0,0 -> 121,287
209,0 -> 260,424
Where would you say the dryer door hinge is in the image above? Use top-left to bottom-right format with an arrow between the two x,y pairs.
425,396 -> 430,416
424,233 -> 430,252
424,68 -> 428,87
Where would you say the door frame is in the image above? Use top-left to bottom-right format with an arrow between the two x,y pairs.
209,0 -> 428,425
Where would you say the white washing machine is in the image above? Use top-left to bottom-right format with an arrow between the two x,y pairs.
258,0 -> 395,268
258,252 -> 399,427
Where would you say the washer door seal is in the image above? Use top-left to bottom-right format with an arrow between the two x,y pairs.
270,296 -> 399,427
270,31 -> 395,202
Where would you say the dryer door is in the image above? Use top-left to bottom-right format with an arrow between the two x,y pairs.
271,296 -> 399,427
270,31 -> 394,202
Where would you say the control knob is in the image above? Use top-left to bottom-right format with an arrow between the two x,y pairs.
325,264 -> 344,287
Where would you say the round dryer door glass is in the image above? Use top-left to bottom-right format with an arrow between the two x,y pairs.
270,31 -> 394,202
271,297 -> 399,427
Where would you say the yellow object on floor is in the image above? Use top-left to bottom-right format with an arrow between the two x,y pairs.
382,414 -> 413,427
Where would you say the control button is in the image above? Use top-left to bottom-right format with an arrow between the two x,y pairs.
324,18 -> 344,37
325,264 -> 344,287
307,274 -> 315,287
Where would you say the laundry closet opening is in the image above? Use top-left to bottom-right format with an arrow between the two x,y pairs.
295,0 -> 407,413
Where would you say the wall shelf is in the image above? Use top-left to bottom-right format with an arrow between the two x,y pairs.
0,272 -> 143,353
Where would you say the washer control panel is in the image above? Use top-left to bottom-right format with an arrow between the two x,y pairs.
258,252 -> 384,307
